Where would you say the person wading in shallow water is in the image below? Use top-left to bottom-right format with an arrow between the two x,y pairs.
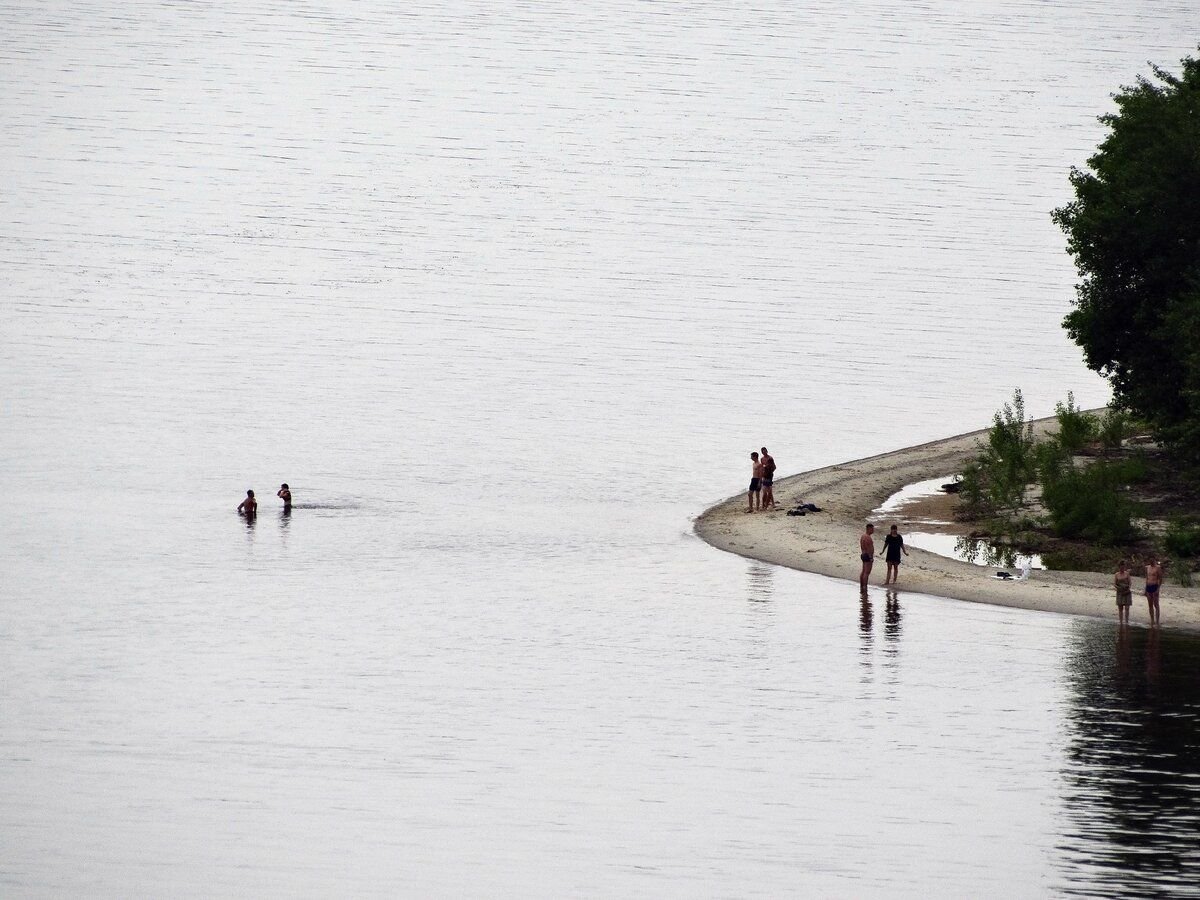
747,451 -> 763,513
760,447 -> 776,510
859,523 -> 875,592
1114,559 -> 1132,626
881,524 -> 909,585
1144,557 -> 1163,626
277,483 -> 292,511
237,489 -> 257,517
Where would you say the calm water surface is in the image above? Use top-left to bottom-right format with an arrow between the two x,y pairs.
3,1 -> 1200,895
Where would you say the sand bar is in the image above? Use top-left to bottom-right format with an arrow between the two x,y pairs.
695,417 -> 1200,630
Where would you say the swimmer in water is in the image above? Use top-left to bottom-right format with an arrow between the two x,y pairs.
277,483 -> 292,510
237,489 -> 257,517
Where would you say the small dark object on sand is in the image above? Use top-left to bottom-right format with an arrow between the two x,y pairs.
941,482 -> 961,494
787,502 -> 822,517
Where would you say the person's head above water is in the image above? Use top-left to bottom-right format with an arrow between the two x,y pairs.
761,447 -> 769,454
246,489 -> 255,497
751,451 -> 759,460
280,483 -> 289,490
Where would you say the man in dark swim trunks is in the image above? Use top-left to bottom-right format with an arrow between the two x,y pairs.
748,452 -> 763,512
859,523 -> 875,591
1145,557 -> 1163,626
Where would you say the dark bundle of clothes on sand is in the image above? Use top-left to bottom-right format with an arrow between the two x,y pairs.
786,502 -> 822,517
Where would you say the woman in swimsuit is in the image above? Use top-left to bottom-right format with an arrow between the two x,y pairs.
1114,559 -> 1132,626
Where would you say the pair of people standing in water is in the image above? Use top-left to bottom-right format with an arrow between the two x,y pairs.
1114,558 -> 1164,626
237,483 -> 291,518
859,523 -> 910,590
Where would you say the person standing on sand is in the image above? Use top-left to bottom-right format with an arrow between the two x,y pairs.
859,523 -> 875,591
237,489 -> 257,517
1144,557 -> 1163,626
1114,559 -> 1132,626
760,447 -> 776,510
747,452 -> 763,512
881,524 -> 909,585
277,483 -> 292,510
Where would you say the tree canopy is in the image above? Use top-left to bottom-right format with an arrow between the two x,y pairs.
1052,50 -> 1200,456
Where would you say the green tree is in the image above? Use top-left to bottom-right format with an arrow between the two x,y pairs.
1052,51 -> 1200,457
1053,390 -> 1097,454
961,389 -> 1036,520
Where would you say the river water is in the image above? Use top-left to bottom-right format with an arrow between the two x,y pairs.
4,1 -> 1200,895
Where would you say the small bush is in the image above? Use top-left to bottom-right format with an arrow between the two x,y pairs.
1041,461 -> 1139,545
1054,391 -> 1097,453
1098,408 -> 1131,450
1034,438 -> 1069,484
1040,544 -> 1123,573
1107,455 -> 1148,484
957,462 -> 987,519
1164,519 -> 1200,558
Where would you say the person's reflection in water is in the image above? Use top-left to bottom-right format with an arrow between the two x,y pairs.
858,592 -> 875,682
1145,626 -> 1162,687
884,589 -> 902,655
746,563 -> 774,604
242,507 -> 257,549
1057,620 -> 1200,892
1115,623 -> 1132,681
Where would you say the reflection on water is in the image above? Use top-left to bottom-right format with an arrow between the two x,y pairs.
955,535 -> 1041,571
1056,622 -> 1200,895
884,589 -> 902,655
859,595 -> 874,645
746,562 -> 774,603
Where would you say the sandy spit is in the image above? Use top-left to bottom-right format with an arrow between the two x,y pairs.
694,417 -> 1200,631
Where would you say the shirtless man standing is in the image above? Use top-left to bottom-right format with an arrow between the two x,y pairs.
748,452 -> 763,512
237,489 -> 257,517
277,483 -> 292,511
1144,557 -> 1163,626
859,523 -> 875,591
760,447 -> 776,510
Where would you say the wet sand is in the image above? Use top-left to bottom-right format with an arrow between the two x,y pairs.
695,418 -> 1200,630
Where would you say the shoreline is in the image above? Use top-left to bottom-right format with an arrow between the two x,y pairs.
694,417 -> 1200,631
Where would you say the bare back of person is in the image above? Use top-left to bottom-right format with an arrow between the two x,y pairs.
237,490 -> 257,516
759,448 -> 776,509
